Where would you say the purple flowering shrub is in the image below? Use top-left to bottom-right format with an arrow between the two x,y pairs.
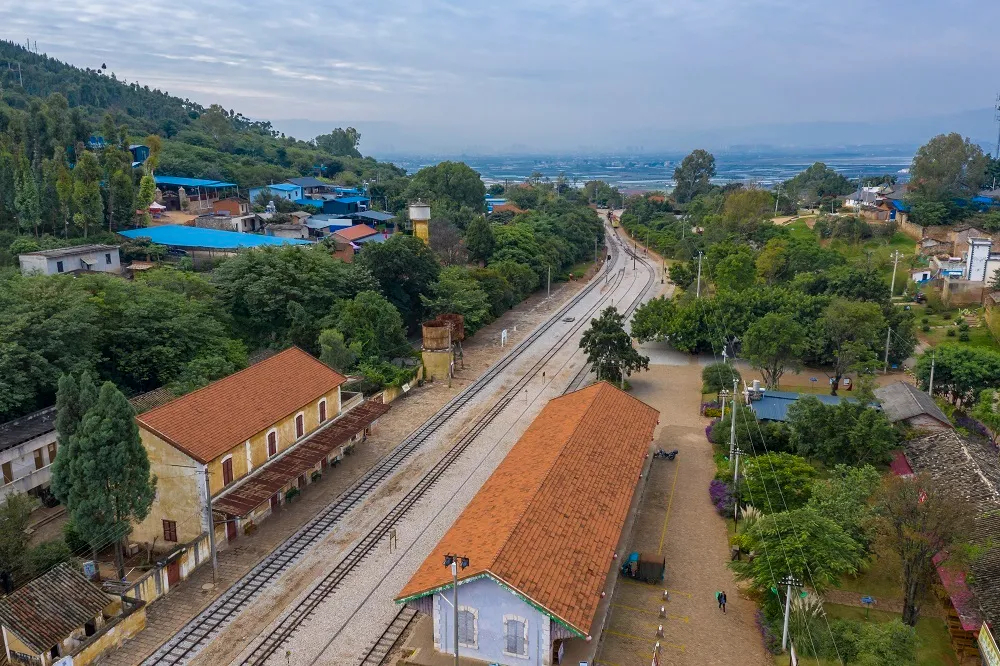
706,417 -> 720,443
755,610 -> 783,655
709,479 -> 734,517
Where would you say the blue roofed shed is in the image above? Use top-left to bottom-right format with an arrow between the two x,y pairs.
118,225 -> 311,251
154,176 -> 237,189
248,183 -> 303,203
748,390 -> 852,422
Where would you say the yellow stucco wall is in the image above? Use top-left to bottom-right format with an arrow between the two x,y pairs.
422,349 -> 452,381
132,430 -> 202,546
3,626 -> 37,659
72,606 -> 147,666
204,387 -> 341,496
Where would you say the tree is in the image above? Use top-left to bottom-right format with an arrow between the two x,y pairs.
470,267 -> 516,318
318,329 -> 359,373
972,389 -> 1000,445
630,296 -> 676,343
872,473 -> 975,626
0,494 -> 35,584
465,217 -> 496,264
54,371 -> 99,448
54,382 -> 156,578
405,161 -> 486,212
818,298 -> 885,394
421,266 -> 492,334
744,313 -> 806,389
786,397 -> 896,467
755,238 -> 789,285
72,151 -> 103,237
806,464 -> 881,547
491,260 -> 538,300
702,362 -> 741,394
732,508 -> 865,593
355,235 -> 441,330
54,151 -> 74,237
579,307 -> 650,384
14,155 -> 40,237
714,248 -> 757,292
741,452 -> 817,513
909,133 -> 988,201
326,290 -> 410,363
314,127 -> 362,158
672,149 -> 716,204
428,218 -> 467,266
782,162 -> 854,206
108,169 -> 134,232
914,344 -> 1000,405
134,173 -> 156,227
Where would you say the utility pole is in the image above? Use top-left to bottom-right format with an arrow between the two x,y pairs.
696,251 -> 703,298
773,183 -> 781,215
883,327 -> 892,374
444,554 -> 469,666
645,228 -> 649,255
633,242 -> 636,270
547,266 -> 551,298
781,575 -> 803,651
732,447 -> 744,530
202,470 -> 218,585
928,352 -> 936,396
728,379 -> 738,461
889,250 -> 904,297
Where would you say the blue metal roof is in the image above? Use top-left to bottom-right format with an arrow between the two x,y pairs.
353,210 -> 396,222
335,196 -> 370,204
294,199 -> 326,208
748,390 -> 850,422
253,183 -> 300,192
118,225 -> 311,249
889,199 -> 909,212
154,176 -> 237,189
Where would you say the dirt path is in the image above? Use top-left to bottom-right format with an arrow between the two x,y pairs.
596,352 -> 770,666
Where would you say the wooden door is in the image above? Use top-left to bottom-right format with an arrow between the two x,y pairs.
166,561 -> 180,586
222,458 -> 234,486
226,516 -> 237,542
269,494 -> 279,511
267,432 -> 277,457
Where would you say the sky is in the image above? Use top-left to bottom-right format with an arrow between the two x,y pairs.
2,0 -> 999,154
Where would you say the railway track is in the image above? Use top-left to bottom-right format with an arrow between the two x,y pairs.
357,606 -> 418,666
146,233 -> 624,666
238,235 -> 640,666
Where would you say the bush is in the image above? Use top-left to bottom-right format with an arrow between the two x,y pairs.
704,407 -> 722,418
922,324 -> 931,332
285,486 -> 301,502
755,609 -> 783,655
706,417 -> 720,443
960,331 -> 970,341
921,317 -> 929,324
311,470 -> 322,483
959,321 -> 970,332
63,520 -> 90,554
702,362 -> 741,394
709,479 -> 734,517
947,329 -> 957,337
30,540 -> 72,576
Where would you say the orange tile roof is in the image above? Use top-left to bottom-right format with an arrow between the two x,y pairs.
396,382 -> 659,636
333,224 -> 378,242
136,347 -> 346,463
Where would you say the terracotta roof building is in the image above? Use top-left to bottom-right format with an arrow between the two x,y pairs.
131,347 -> 388,553
333,223 -> 380,243
396,382 -> 658,664
0,562 -> 142,665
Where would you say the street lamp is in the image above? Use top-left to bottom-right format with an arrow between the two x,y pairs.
444,553 -> 470,665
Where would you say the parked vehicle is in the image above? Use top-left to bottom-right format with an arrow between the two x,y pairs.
654,448 -> 678,460
620,552 -> 665,583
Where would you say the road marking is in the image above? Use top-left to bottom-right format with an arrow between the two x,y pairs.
611,604 -> 689,622
605,630 -> 685,651
658,460 -> 680,555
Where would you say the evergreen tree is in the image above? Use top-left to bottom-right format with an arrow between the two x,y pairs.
14,155 -> 40,237
135,174 -> 156,227
465,216 -> 496,264
0,494 -> 34,587
56,382 -> 156,578
108,170 -> 135,231
53,149 -> 74,237
72,151 -> 103,237
579,306 -> 650,384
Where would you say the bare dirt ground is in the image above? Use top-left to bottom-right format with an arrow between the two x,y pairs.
594,355 -> 770,666
95,278 -> 591,666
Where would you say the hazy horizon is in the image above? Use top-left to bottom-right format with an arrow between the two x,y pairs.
3,0 -> 1000,155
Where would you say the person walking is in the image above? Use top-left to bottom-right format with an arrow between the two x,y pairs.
716,591 -> 723,610
720,591 -> 727,613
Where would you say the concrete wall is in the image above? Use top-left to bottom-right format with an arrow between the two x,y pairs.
131,430 -> 202,546
942,278 -> 986,308
19,249 -> 122,276
0,428 -> 56,501
433,577 -> 552,665
899,219 -> 926,241
70,604 -> 146,666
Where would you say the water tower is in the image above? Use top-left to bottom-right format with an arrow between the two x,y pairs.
409,200 -> 431,243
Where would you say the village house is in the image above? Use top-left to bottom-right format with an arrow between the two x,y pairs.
396,382 -> 659,666
0,563 -> 146,666
286,176 -> 332,197
18,244 -> 122,276
333,224 -> 385,255
248,183 -> 303,204
264,223 -> 310,240
131,347 -> 388,551
873,382 -> 951,432
0,407 -> 59,503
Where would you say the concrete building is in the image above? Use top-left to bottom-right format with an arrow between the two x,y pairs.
248,183 -> 303,204
0,563 -> 145,666
131,347 -> 388,552
264,223 -> 310,240
19,245 -> 122,276
874,382 -> 951,432
286,177 -> 332,197
0,407 -> 59,503
396,382 -> 659,665
966,237 -> 993,282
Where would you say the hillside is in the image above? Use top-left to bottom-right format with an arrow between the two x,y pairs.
0,40 -> 409,219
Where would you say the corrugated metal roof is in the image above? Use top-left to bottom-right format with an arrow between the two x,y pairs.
118,225 -> 311,249
749,390 -> 849,422
334,196 -> 370,204
286,177 -> 327,189
252,183 -> 300,192
352,210 -> 396,222
0,563 -> 110,654
20,244 -> 118,258
154,176 -> 236,189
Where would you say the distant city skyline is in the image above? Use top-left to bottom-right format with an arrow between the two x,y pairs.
3,0 -> 1000,154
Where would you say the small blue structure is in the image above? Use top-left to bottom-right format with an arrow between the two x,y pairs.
118,225 -> 311,250
748,390 -> 852,422
153,176 -> 237,189
248,183 -> 303,203
129,144 -> 150,165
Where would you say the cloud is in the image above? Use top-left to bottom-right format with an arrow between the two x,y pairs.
2,0 -> 999,152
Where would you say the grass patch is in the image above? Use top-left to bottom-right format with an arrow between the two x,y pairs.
785,218 -> 816,241
838,560 -> 901,601
823,604 -> 958,666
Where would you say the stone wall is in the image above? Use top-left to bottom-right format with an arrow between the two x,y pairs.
942,278 -> 986,308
